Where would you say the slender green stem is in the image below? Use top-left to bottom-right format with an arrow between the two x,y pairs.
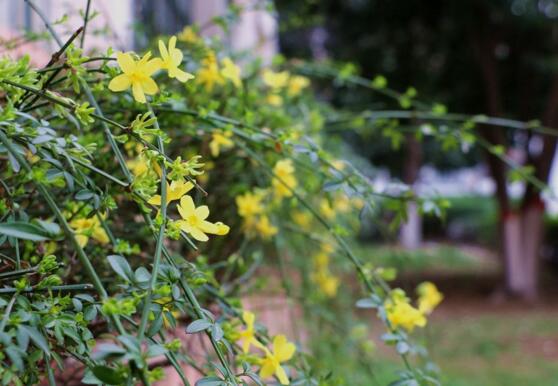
0,284 -> 94,294
80,0 -> 92,48
0,294 -> 17,332
23,0 -> 133,183
15,238 -> 20,270
0,130 -> 107,297
139,212 -> 239,385
45,353 -> 57,386
137,105 -> 168,341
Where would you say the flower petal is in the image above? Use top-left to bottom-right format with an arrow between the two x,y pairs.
189,227 -> 208,242
158,39 -> 169,61
116,52 -> 135,73
275,365 -> 290,385
178,195 -> 195,219
195,205 -> 209,220
132,82 -> 146,103
144,58 -> 163,75
273,335 -> 296,362
170,48 -> 183,65
141,77 -> 159,95
171,68 -> 194,83
259,359 -> 276,379
147,195 -> 162,206
108,74 -> 131,91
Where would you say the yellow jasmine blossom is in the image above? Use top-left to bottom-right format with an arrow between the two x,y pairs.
108,51 -> 162,104
70,216 -> 110,248
158,36 -> 195,83
127,156 -> 149,177
148,179 -> 194,206
287,75 -> 310,97
291,211 -> 312,229
255,215 -> 278,239
266,94 -> 283,106
154,296 -> 181,328
331,159 -> 346,171
197,53 -> 225,92
259,335 -> 296,385
313,251 -> 330,269
334,194 -> 351,213
209,130 -> 234,157
311,270 -> 340,297
385,292 -> 426,332
177,195 -> 224,242
177,26 -> 199,44
221,57 -> 242,88
417,282 -> 443,314
236,191 -> 265,218
238,311 -> 260,353
320,243 -> 335,254
213,222 -> 230,235
262,69 -> 290,90
319,198 -> 335,220
272,159 -> 297,199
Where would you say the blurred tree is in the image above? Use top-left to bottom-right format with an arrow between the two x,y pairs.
276,0 -> 558,299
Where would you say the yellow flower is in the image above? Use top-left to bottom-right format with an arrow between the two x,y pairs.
272,159 -> 297,199
262,69 -> 289,90
287,75 -> 310,97
213,222 -> 230,235
291,211 -> 312,229
320,243 -> 335,255
311,270 -> 339,297
148,179 -> 194,206
158,36 -> 195,83
177,26 -> 199,44
319,199 -> 335,220
417,282 -> 443,315
238,311 -> 260,353
209,130 -> 234,157
259,335 -> 296,385
266,94 -> 283,106
313,252 -> 330,269
70,216 -> 109,248
311,247 -> 339,297
221,57 -> 242,88
331,159 -> 346,171
334,194 -> 351,213
177,195 -> 224,242
127,156 -> 149,177
255,215 -> 278,239
385,292 -> 426,332
108,51 -> 162,103
236,191 -> 265,218
197,53 -> 225,92
127,155 -> 163,179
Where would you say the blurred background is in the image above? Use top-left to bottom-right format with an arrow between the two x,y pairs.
3,0 -> 558,384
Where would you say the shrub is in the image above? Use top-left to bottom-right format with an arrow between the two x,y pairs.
0,4 -> 457,386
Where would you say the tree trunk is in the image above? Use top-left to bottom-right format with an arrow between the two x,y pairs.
502,199 -> 545,300
400,133 -> 422,249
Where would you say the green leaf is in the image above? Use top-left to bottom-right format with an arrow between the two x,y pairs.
18,325 -> 50,355
355,297 -> 380,309
195,376 -> 226,386
91,365 -> 126,385
107,255 -> 134,282
396,341 -> 410,354
0,222 -> 51,241
186,319 -> 212,334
